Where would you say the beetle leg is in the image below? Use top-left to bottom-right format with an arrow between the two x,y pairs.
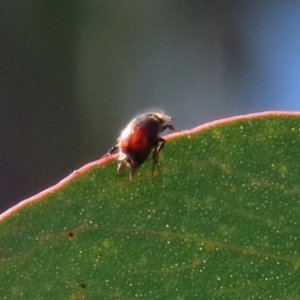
118,153 -> 138,180
129,164 -> 139,180
127,155 -> 139,180
161,124 -> 176,132
103,145 -> 119,157
157,137 -> 166,153
152,137 -> 165,175
117,153 -> 128,173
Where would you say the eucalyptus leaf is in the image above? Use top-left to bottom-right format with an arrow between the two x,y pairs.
1,112 -> 300,299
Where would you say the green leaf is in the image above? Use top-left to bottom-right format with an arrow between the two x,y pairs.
1,112 -> 300,299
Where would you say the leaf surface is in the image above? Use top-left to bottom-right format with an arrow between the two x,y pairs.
1,112 -> 300,299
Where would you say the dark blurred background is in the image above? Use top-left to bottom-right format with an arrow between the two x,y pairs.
1,1 -> 300,213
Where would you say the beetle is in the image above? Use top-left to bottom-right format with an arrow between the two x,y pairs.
104,112 -> 175,179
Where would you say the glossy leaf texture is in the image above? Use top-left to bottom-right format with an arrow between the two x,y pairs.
1,112 -> 300,299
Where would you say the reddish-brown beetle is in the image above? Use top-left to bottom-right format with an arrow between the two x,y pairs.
105,112 -> 175,179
